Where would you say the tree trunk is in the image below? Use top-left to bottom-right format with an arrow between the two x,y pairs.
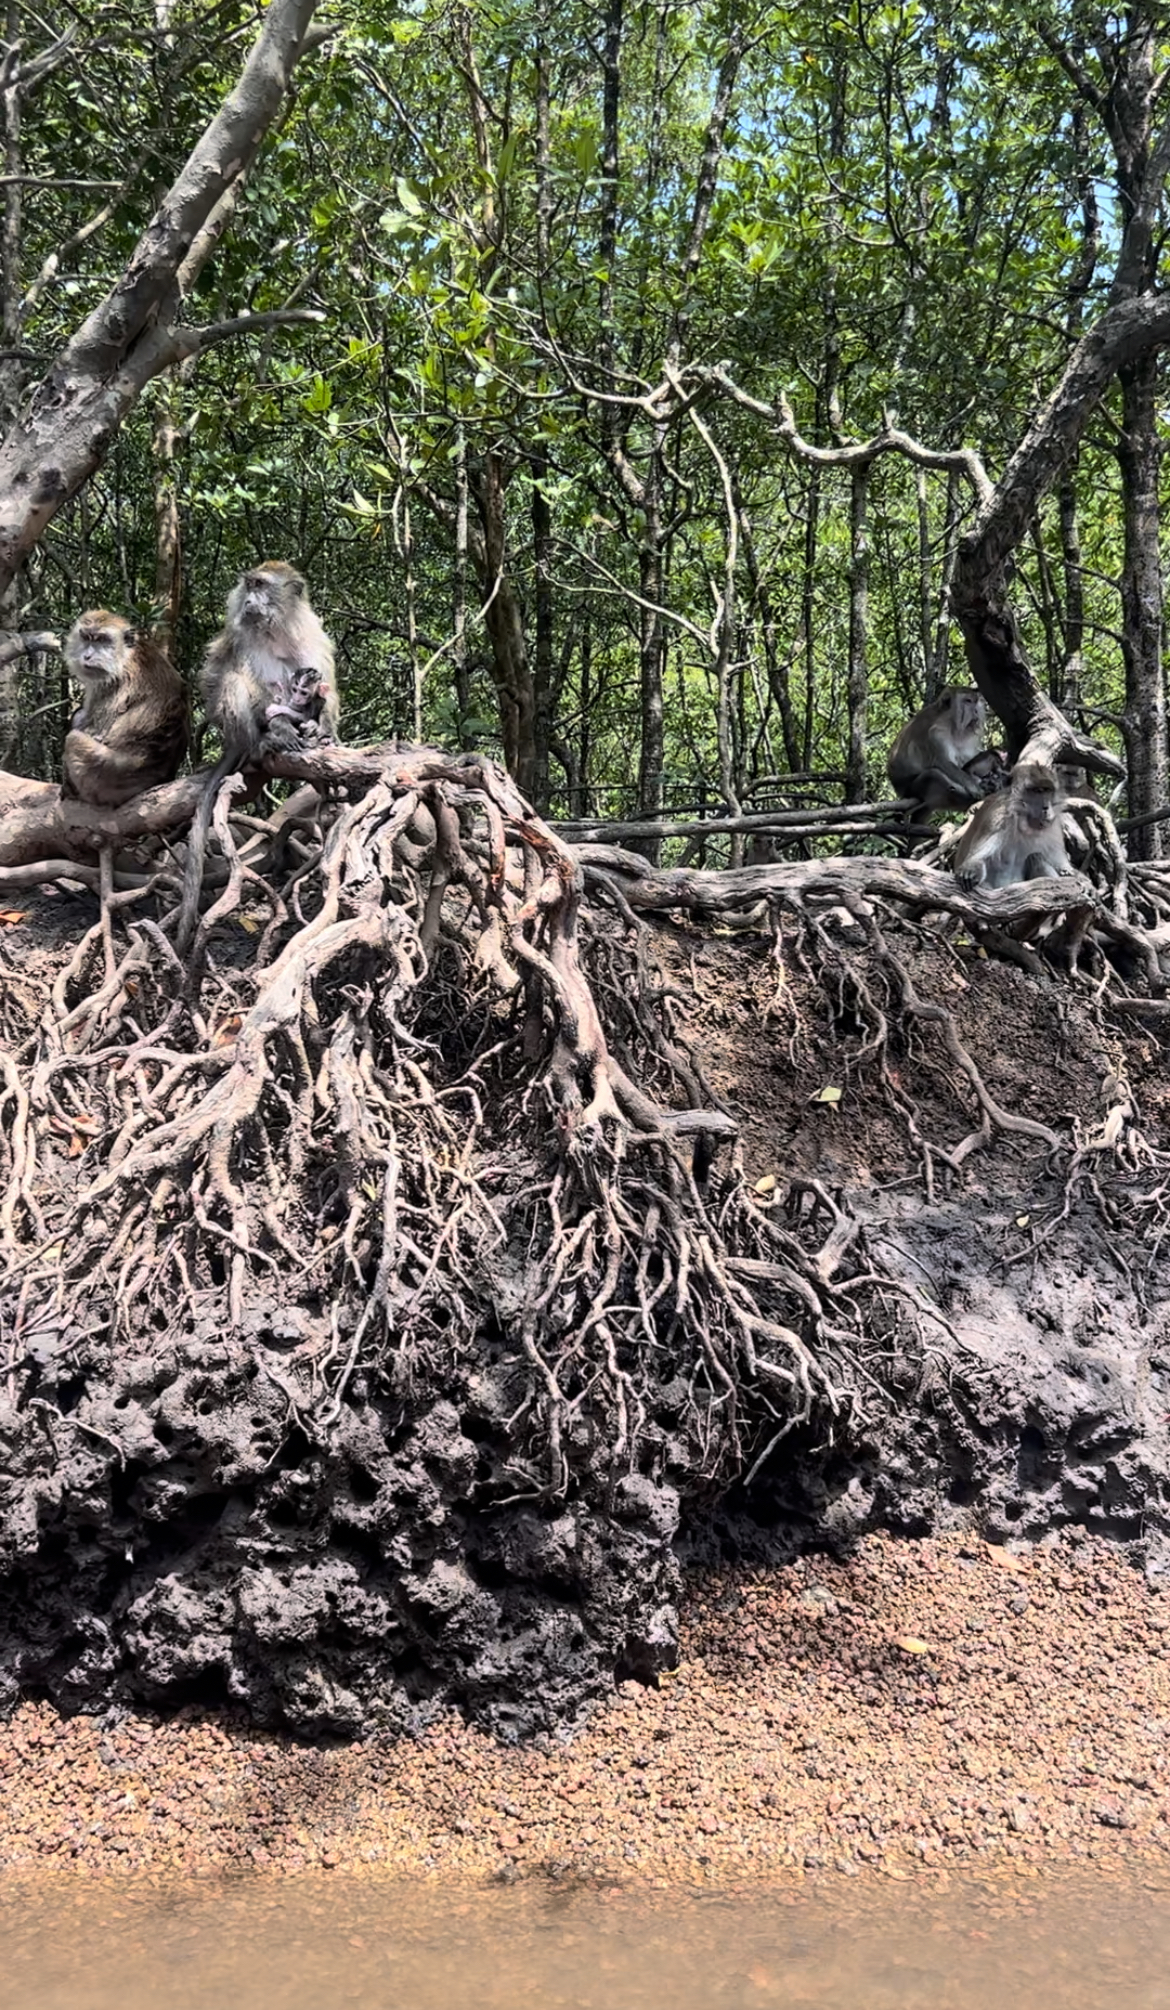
452,424 -> 472,749
151,377 -> 182,661
636,474 -> 665,840
952,290 -> 1170,775
1057,475 -> 1085,711
800,465 -> 820,769
845,462 -> 870,803
474,454 -> 537,802
738,488 -> 801,772
576,614 -> 593,819
929,466 -> 962,694
0,0 -> 322,600
530,452 -> 554,814
1117,351 -> 1167,855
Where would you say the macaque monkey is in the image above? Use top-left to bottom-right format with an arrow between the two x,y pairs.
964,746 -> 1010,793
200,559 -> 338,763
61,611 -> 189,806
179,562 -> 338,947
952,762 -> 1070,891
264,663 -> 331,736
887,687 -> 989,809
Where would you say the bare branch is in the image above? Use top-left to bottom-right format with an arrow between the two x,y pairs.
0,0 -> 325,593
172,307 -> 325,357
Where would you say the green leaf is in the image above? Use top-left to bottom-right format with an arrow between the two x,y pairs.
302,373 -> 333,415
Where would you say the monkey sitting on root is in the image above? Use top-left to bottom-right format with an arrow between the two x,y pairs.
887,687 -> 1000,811
952,761 -> 1071,891
61,610 -> 189,806
200,558 -> 338,764
177,560 -> 339,948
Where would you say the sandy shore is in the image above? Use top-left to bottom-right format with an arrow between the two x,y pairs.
1,1529 -> 1167,1883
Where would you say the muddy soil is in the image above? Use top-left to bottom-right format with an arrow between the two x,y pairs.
1,895 -> 1168,1737
0,1530 -> 1168,1880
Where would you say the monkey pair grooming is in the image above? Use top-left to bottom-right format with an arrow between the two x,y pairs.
62,612 -> 189,806
888,691 -> 1072,890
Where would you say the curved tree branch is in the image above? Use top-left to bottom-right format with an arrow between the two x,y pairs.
0,0 -> 325,598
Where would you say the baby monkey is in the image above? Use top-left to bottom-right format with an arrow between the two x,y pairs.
62,610 -> 189,806
264,663 -> 331,740
952,761 -> 1070,890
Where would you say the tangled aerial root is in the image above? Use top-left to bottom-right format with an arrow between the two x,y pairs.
1,746 -> 954,1506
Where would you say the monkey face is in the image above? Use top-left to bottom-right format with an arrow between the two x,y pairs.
236,574 -> 280,624
1014,765 -> 1059,830
1020,793 -> 1056,831
285,667 -> 326,712
68,614 -> 130,683
950,690 -> 985,736
232,561 -> 306,627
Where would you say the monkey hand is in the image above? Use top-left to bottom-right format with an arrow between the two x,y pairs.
954,868 -> 982,893
258,713 -> 308,756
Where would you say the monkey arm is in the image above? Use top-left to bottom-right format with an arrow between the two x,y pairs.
209,661 -> 268,764
66,720 -> 164,782
63,725 -> 125,779
923,757 -> 986,802
1022,849 -> 1068,880
952,810 -> 1000,888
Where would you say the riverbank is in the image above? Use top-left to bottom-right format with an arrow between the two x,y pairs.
0,1527 -> 1167,1882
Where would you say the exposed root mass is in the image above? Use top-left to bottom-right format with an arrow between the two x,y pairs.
2,746 -> 1169,1731
0,748 -> 895,1511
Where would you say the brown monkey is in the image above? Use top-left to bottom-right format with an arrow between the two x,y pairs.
887,687 -> 989,809
952,762 -> 1070,890
61,611 -> 189,807
200,559 -> 338,762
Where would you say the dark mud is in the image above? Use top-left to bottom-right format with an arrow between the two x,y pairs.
0,1342 -> 680,1737
713,1187 -> 1170,1579
2,903 -> 1168,1736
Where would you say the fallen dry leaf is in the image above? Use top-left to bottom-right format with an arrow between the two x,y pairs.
0,908 -> 28,926
894,1635 -> 932,1655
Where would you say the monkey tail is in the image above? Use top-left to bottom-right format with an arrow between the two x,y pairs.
175,757 -> 233,952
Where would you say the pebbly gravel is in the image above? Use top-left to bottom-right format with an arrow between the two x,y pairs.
1,1528 -> 1168,1884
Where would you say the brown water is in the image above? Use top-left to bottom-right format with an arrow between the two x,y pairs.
1,1867 -> 1167,2008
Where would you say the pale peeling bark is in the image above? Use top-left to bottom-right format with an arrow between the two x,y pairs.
0,0 -> 322,598
950,291 -> 1170,774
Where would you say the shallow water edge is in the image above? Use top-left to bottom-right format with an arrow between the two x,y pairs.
2,1863 -> 1168,2010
